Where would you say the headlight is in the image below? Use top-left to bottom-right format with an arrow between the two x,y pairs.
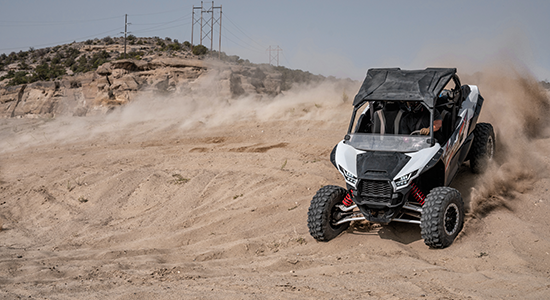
339,165 -> 357,185
394,170 -> 418,188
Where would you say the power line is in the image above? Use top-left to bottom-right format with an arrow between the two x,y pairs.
0,27 -> 121,52
221,24 -> 263,52
217,28 -> 262,54
130,17 -> 190,35
132,22 -> 191,36
0,15 -> 122,27
223,13 -> 265,50
281,51 -> 292,68
129,8 -> 188,17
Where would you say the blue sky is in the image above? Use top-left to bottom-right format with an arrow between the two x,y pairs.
1,0 -> 549,80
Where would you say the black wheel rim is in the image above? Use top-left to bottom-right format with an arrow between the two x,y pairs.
330,204 -> 344,229
444,203 -> 459,235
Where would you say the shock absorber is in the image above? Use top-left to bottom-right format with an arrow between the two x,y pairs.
342,190 -> 353,206
410,183 -> 425,205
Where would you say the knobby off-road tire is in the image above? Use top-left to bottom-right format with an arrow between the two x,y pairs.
420,187 -> 464,249
307,185 -> 350,241
470,123 -> 495,174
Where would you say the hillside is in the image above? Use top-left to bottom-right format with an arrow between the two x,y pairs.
0,36 -> 328,119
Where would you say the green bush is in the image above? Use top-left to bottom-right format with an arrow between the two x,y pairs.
192,44 -> 208,56
18,61 -> 30,70
167,42 -> 182,51
103,36 -> 114,45
33,62 -> 66,81
118,50 -> 144,60
17,50 -> 28,60
7,71 -> 31,86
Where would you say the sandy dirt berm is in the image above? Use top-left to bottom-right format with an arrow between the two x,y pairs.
1,67 -> 550,299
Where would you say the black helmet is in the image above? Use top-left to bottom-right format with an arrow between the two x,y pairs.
406,101 -> 423,113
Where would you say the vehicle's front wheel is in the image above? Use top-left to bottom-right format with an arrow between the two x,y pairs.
470,123 -> 495,174
420,187 -> 464,248
307,185 -> 350,241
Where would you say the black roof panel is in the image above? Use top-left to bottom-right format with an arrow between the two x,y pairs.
353,68 -> 456,107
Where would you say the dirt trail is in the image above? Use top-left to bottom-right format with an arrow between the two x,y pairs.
1,74 -> 550,299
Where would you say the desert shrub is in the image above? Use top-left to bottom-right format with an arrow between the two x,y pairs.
192,44 -> 208,56
72,55 -> 88,73
76,50 -> 110,72
18,61 -> 30,70
64,57 -> 76,68
33,62 -> 66,81
31,48 -> 48,59
137,40 -> 144,45
51,55 -> 61,65
103,36 -> 114,45
165,37 -> 172,42
65,47 -> 80,59
7,71 -> 31,86
0,53 -> 6,69
0,70 -> 15,80
89,50 -> 110,68
118,50 -> 144,60
183,41 -> 191,50
8,52 -> 17,62
167,42 -> 182,51
85,39 -> 93,45
17,50 -> 28,60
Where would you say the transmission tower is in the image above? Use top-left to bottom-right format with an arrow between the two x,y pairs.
191,1 -> 222,54
267,45 -> 282,66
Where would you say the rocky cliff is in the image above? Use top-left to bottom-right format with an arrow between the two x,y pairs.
0,37 -> 325,118
1,56 -> 311,118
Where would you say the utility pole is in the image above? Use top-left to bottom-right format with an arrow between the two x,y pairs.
122,14 -> 131,59
267,45 -> 282,66
191,2 -> 222,54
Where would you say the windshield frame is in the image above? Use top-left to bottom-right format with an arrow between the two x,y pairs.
346,100 -> 437,147
345,133 -> 433,152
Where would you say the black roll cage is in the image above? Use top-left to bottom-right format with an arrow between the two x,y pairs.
345,73 -> 462,147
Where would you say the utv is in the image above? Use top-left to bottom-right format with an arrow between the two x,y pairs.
307,68 -> 495,248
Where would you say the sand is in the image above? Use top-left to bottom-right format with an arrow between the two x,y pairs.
1,70 -> 550,299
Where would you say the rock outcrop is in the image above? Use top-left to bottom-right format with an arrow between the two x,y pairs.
0,56 -> 316,118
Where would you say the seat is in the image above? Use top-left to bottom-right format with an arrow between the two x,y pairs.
372,102 -> 405,134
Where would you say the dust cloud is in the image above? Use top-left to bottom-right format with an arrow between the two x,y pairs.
0,74 -> 358,154
463,66 -> 550,216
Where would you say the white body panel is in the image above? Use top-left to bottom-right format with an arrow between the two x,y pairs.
393,145 -> 441,189
334,140 -> 364,187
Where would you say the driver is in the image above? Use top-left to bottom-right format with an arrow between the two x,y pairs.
400,101 -> 442,137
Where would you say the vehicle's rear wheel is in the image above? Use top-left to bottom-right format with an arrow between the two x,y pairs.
307,185 -> 350,241
470,123 -> 495,174
420,187 -> 464,249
